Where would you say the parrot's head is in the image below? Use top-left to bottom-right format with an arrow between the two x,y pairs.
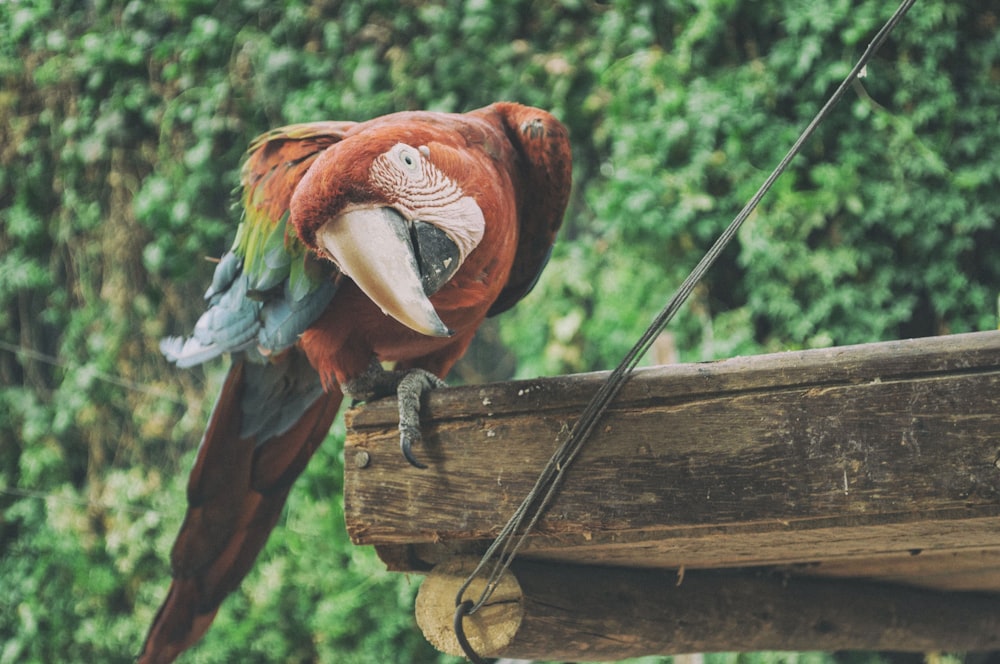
291,134 -> 487,338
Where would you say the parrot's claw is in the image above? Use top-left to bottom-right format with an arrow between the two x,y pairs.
342,359 -> 446,469
395,368 -> 447,469
400,428 -> 428,470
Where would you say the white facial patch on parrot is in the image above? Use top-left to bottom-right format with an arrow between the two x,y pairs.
369,143 -> 485,262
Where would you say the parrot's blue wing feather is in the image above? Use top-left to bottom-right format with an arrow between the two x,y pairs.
161,251 -> 336,369
257,278 -> 337,352
163,122 -> 354,372
239,350 -> 325,441
161,253 -> 258,368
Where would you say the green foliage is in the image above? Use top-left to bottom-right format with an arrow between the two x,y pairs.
507,0 -> 1000,374
1,0 -> 997,661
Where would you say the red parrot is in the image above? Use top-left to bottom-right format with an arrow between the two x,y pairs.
137,102 -> 572,663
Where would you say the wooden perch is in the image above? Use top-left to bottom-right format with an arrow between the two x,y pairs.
416,558 -> 1000,659
344,330 -> 1000,655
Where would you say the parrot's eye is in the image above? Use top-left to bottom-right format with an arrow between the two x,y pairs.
395,145 -> 421,173
372,143 -> 440,190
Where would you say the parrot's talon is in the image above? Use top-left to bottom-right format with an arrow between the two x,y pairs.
400,430 -> 428,469
396,368 -> 446,469
343,360 -> 445,469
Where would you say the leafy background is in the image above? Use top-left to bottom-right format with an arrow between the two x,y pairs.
1,0 -> 998,662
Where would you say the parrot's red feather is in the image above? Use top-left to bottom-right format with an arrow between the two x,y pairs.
241,121 -> 356,226
139,359 -> 342,663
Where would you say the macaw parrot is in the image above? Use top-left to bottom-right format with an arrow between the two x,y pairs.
137,102 -> 572,663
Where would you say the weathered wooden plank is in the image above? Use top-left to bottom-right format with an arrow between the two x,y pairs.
385,520 -> 1000,584
415,558 -> 1000,659
349,330 -> 1000,426
343,331 -> 1000,588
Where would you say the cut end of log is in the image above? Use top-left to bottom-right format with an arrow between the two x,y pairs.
415,557 -> 523,658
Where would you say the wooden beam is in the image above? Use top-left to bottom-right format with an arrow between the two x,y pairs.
415,557 -> 1000,659
343,331 -> 1000,591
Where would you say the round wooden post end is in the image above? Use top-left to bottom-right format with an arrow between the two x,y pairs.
415,557 -> 524,658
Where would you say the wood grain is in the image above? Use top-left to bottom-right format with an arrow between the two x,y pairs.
345,331 -> 1000,592
347,331 -> 1000,656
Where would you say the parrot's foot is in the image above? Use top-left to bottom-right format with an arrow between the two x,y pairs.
395,369 -> 447,468
342,359 -> 446,469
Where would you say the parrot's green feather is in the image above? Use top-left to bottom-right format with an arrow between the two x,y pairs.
288,253 -> 311,303
235,204 -> 325,302
229,121 -> 353,305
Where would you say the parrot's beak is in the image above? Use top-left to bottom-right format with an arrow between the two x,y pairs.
315,207 -> 459,337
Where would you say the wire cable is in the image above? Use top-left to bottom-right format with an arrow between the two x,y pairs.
453,1 -> 919,660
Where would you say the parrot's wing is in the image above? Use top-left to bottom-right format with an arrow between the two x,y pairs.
483,103 -> 572,317
160,122 -> 357,368
142,123 -> 357,664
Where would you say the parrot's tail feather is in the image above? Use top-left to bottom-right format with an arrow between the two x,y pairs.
135,580 -> 219,664
138,357 -> 343,664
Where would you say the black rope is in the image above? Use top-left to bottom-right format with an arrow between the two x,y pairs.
454,0 -> 918,660
453,601 -> 489,664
